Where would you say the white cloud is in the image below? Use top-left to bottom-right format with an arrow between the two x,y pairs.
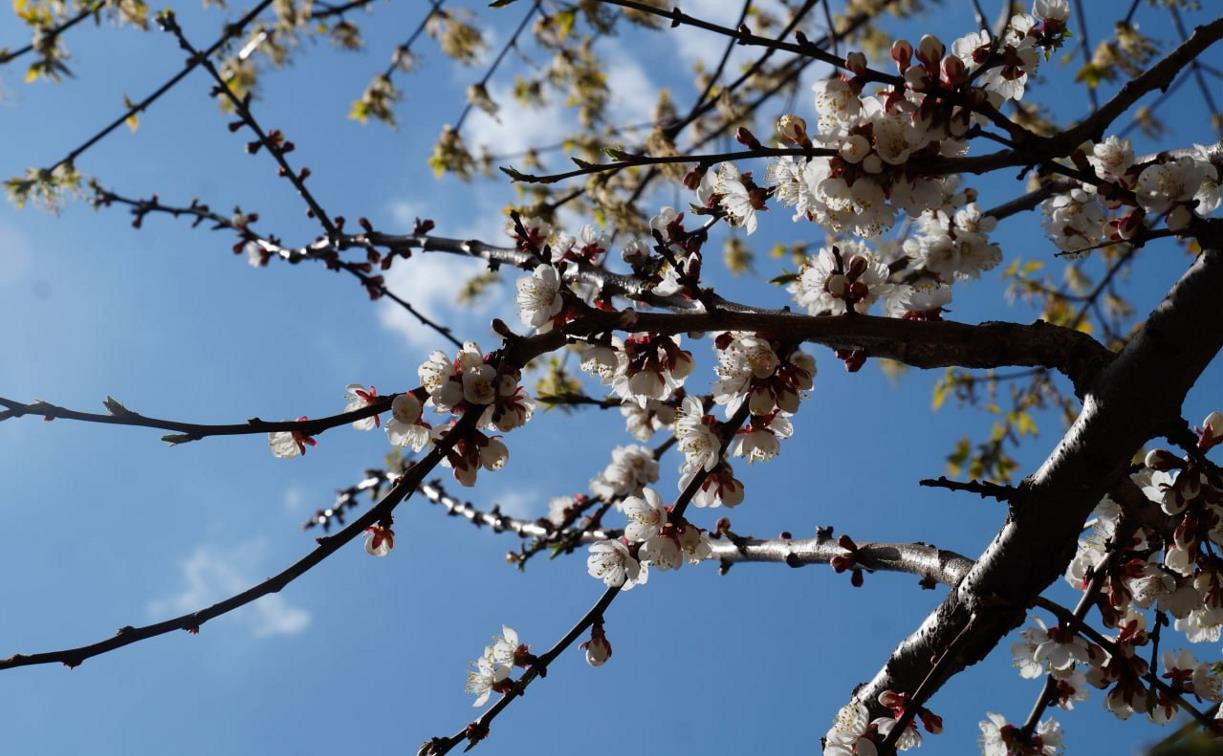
463,82 -> 570,157
148,539 -> 311,639
283,484 -> 309,513
463,39 -> 656,157
493,488 -> 539,519
377,197 -> 512,350
671,0 -> 803,80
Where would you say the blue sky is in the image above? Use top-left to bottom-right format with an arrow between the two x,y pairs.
1,1 -> 1222,753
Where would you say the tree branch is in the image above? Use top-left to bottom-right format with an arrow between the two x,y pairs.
846,235 -> 1223,745
0,392 -> 394,444
0,409 -> 478,671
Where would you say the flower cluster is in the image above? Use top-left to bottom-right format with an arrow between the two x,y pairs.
465,626 -> 532,707
586,486 -> 712,588
996,412 -> 1223,726
762,5 -> 1064,244
578,332 -> 694,406
622,206 -> 705,298
418,341 -> 535,486
822,693 -> 941,755
1041,136 -> 1220,254
512,217 -> 615,332
789,239 -> 958,321
590,444 -> 659,500
977,712 -> 1063,755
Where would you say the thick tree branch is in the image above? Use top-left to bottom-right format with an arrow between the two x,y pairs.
848,235 -> 1223,748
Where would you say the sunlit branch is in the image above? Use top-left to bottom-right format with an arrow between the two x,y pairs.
418,480 -> 976,588
847,231 -> 1223,737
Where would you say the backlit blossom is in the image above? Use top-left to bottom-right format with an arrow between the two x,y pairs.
344,384 -> 380,430
516,264 -> 564,329
268,417 -> 316,458
590,444 -> 659,500
386,393 -> 431,451
676,395 -> 722,471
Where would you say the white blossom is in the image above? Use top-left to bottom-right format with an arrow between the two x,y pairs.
386,393 -> 431,451
1033,0 -> 1069,23
590,444 -> 660,499
621,488 -> 668,543
788,241 -> 891,316
344,384 -> 380,430
586,539 -> 646,589
516,264 -> 564,329
676,395 -> 722,472
714,162 -> 761,234
1086,136 -> 1134,183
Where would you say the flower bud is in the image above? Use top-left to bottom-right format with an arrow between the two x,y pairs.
721,477 -> 745,507
941,55 -> 966,86
735,127 -> 761,150
1166,205 -> 1193,232
891,39 -> 913,71
826,273 -> 848,297
364,523 -> 394,557
391,393 -> 423,424
916,34 -> 944,66
581,627 -> 612,667
904,65 -> 930,92
846,254 -> 869,281
1145,448 -> 1179,471
845,51 -> 867,75
838,134 -> 871,164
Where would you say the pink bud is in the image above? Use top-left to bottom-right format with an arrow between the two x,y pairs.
891,39 -> 913,71
916,34 -> 944,66
941,55 -> 966,85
